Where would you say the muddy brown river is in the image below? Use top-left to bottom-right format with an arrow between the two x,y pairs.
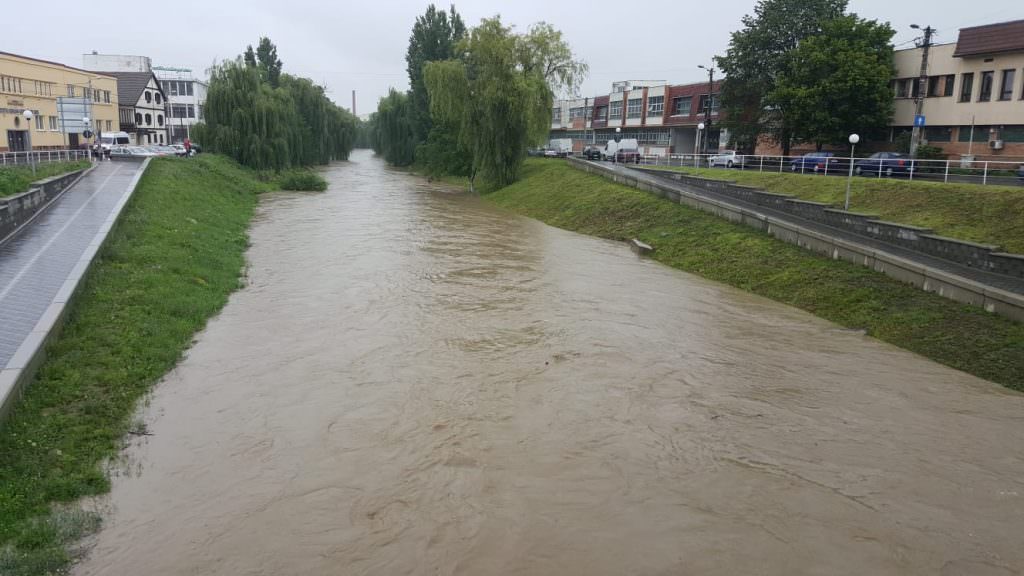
74,150 -> 1024,575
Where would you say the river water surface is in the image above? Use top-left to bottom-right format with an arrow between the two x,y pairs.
75,150 -> 1024,575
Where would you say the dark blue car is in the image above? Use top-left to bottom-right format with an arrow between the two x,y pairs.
854,152 -> 914,177
790,152 -> 838,173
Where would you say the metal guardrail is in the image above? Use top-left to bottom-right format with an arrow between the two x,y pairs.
1,149 -> 91,167
571,151 -> 1024,187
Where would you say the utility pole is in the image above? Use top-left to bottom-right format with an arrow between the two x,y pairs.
909,24 -> 934,158
698,63 -> 715,156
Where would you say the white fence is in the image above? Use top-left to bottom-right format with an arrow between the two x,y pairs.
1,149 -> 91,167
579,152 -> 1024,187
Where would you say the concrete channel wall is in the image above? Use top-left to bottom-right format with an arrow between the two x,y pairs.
567,158 -> 1024,323
0,159 -> 151,424
0,167 -> 94,243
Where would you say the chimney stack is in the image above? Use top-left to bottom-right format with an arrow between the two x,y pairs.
352,90 -> 356,116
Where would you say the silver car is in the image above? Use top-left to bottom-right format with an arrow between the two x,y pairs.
707,150 -> 745,169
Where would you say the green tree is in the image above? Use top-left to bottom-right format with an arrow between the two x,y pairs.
406,4 -> 466,144
717,0 -> 848,153
373,89 -> 417,166
768,15 -> 895,149
423,17 -> 584,190
256,37 -> 284,88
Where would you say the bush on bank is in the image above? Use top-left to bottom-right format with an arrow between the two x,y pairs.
488,159 -> 1024,391
278,169 -> 327,192
0,154 -> 273,574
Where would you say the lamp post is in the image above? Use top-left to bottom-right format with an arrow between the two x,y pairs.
908,24 -> 934,159
845,133 -> 860,210
696,122 -> 705,167
613,127 -> 622,163
698,63 -> 716,156
22,110 -> 36,175
83,116 -> 93,162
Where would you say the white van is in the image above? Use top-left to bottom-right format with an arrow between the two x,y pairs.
548,138 -> 573,157
99,132 -> 131,152
602,138 -> 640,161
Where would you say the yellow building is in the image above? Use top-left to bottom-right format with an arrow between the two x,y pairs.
0,51 -> 119,151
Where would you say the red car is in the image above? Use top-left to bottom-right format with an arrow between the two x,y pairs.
614,147 -> 641,164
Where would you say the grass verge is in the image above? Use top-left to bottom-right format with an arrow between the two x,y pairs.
488,160 -> 1024,390
0,161 -> 91,198
639,165 -> 1024,253
0,154 -> 275,574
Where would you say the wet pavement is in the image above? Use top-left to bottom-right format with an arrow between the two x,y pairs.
74,150 -> 1024,576
0,160 -> 144,368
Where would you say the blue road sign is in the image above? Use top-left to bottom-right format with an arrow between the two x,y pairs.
914,115 -> 926,128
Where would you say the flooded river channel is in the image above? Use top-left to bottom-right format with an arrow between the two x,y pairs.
75,150 -> 1024,575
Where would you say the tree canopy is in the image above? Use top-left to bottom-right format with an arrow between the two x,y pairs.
406,4 -> 466,144
195,38 -> 356,170
717,0 -> 848,153
769,15 -> 895,149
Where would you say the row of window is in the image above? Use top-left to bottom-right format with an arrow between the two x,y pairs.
168,104 -> 197,119
1,76 -> 59,98
143,90 -> 164,105
134,112 -> 165,127
547,129 -> 672,145
898,125 -> 1024,144
561,93 -> 720,123
64,85 -> 112,103
160,80 -> 195,97
960,69 -> 1021,102
22,116 -> 113,132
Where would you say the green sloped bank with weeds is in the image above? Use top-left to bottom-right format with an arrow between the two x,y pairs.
0,155 -> 276,575
487,160 -> 1024,390
0,161 -> 91,198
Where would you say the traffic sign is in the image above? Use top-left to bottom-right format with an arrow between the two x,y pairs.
914,115 -> 926,128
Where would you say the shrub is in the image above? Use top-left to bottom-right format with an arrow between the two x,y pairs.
278,170 -> 327,191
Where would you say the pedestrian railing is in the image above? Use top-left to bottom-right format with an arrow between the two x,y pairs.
1,149 -> 91,167
584,152 -> 1024,187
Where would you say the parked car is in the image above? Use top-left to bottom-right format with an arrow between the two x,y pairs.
98,131 -> 131,153
109,146 -> 155,158
854,152 -> 914,177
790,152 -> 841,173
548,138 -> 573,157
614,147 -> 641,164
708,150 -> 745,168
602,138 -> 639,161
582,146 -> 602,160
543,148 -> 559,158
1018,164 -> 1024,182
171,144 -> 189,156
527,148 -> 546,157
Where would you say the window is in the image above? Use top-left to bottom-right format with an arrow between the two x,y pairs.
978,71 -> 993,101
609,101 -> 623,119
106,120 -> 112,131
626,98 -> 642,118
957,124 -> 989,142
594,106 -> 607,121
198,105 -> 204,120
910,79 -> 920,98
145,91 -> 152,103
185,81 -> 193,96
3,76 -> 23,93
35,115 -> 43,130
171,103 -> 189,118
999,69 -> 1015,100
569,107 -> 586,120
135,112 -> 143,124
943,75 -> 955,97
698,94 -> 719,114
155,92 -> 162,105
551,107 -> 560,122
67,84 -> 76,97
927,76 -> 941,97
144,113 -> 152,125
647,95 -> 664,116
895,79 -> 908,98
104,90 -> 110,103
48,116 -> 57,130
672,96 -> 691,116
923,126 -> 952,142
157,114 -> 164,126
959,73 -> 973,102
1001,125 -> 1024,142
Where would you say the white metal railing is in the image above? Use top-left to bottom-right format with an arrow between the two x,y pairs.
1,149 -> 91,167
577,151 -> 1024,187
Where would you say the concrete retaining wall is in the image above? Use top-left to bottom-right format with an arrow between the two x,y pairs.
568,158 -> 1024,323
643,167 -> 1024,280
0,167 -> 93,243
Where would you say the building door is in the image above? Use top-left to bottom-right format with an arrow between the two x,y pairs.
68,133 -> 80,148
7,130 -> 27,152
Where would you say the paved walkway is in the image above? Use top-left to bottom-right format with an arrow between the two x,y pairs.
0,160 -> 145,368
607,163 -> 1024,296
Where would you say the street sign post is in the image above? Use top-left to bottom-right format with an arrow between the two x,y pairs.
914,115 -> 926,128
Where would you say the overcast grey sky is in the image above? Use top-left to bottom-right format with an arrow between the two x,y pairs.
7,1 -> 1022,114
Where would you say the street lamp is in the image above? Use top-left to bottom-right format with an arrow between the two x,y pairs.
22,110 -> 36,175
83,117 -> 93,161
698,63 -> 716,156
845,133 -> 860,210
696,123 -> 706,167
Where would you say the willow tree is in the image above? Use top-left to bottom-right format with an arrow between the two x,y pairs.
373,89 -> 417,166
195,38 -> 357,170
423,17 -> 585,190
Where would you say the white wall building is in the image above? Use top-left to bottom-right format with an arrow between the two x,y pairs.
82,53 -> 151,73
154,66 -> 207,143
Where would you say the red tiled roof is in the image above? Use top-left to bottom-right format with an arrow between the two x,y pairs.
953,19 -> 1024,57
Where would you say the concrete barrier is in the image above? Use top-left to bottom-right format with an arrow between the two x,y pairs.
0,166 -> 94,244
569,158 -> 1024,323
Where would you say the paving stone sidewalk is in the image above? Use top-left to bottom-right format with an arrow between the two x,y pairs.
0,160 -> 145,368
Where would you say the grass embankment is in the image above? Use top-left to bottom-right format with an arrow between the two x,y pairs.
641,165 -> 1024,253
0,161 -> 91,198
0,155 -> 275,574
488,160 -> 1024,390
